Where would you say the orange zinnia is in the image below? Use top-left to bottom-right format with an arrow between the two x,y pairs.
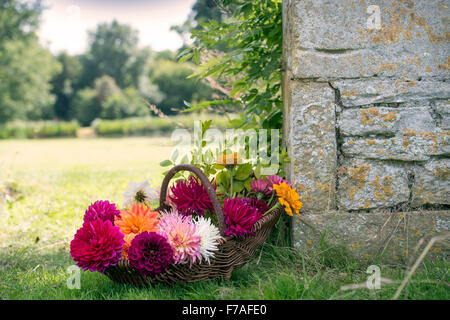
114,204 -> 160,258
273,182 -> 303,216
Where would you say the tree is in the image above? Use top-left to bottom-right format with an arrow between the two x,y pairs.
149,59 -> 213,115
0,0 -> 42,44
80,20 -> 146,89
51,52 -> 83,120
0,37 -> 61,123
180,0 -> 282,129
69,88 -> 100,127
171,0 -> 226,45
0,0 -> 60,123
100,87 -> 149,120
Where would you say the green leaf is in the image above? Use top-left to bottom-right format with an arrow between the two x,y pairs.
217,170 -> 230,189
171,149 -> 179,162
254,163 -> 262,179
233,163 -> 253,180
232,180 -> 244,193
193,48 -> 200,64
160,160 -> 172,167
180,155 -> 189,164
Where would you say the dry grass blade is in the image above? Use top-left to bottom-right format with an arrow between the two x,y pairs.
392,232 -> 450,300
340,278 -> 394,291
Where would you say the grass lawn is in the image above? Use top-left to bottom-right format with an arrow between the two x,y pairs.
0,137 -> 448,300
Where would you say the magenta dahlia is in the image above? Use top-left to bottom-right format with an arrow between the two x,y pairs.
242,197 -> 270,216
70,219 -> 124,273
168,176 -> 215,217
223,197 -> 262,237
250,179 -> 271,197
128,231 -> 174,277
83,200 -> 121,225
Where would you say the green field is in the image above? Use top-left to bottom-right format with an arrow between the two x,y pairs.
0,138 -> 448,300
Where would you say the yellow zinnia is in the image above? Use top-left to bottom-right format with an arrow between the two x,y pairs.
273,182 -> 303,216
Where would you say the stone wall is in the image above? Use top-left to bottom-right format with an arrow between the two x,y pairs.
283,0 -> 449,261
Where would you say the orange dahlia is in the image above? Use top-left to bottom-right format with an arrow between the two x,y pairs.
273,182 -> 303,216
114,204 -> 160,258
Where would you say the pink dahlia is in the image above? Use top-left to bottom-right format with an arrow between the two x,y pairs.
70,219 -> 124,273
83,200 -> 121,225
242,197 -> 270,216
157,210 -> 202,265
250,179 -> 271,197
267,175 -> 291,193
168,176 -> 215,217
223,197 -> 262,237
128,231 -> 174,277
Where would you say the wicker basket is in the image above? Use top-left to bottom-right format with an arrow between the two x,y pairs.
104,164 -> 283,285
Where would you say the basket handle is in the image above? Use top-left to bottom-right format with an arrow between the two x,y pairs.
159,164 -> 227,237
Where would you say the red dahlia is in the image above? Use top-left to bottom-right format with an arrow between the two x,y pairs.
83,200 -> 121,225
222,197 -> 262,237
70,219 -> 124,273
168,176 -> 215,217
128,231 -> 174,277
241,197 -> 270,215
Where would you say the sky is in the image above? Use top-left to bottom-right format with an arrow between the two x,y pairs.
37,0 -> 196,54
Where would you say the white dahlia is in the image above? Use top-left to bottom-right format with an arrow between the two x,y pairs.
122,180 -> 158,208
194,216 -> 221,264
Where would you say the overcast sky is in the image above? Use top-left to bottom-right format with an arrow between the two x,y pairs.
38,0 -> 196,54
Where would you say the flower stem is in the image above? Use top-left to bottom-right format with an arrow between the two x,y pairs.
263,202 -> 280,216
267,190 -> 275,207
228,167 -> 233,197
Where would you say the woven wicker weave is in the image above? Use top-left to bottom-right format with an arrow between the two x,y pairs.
104,164 -> 282,285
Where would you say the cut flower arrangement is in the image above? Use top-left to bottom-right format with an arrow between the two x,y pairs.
70,160 -> 303,285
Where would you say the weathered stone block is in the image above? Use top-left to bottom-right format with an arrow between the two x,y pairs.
338,106 -> 437,137
338,107 -> 399,137
331,79 -> 450,107
433,100 -> 450,130
292,210 -> 450,263
337,159 -> 410,210
288,0 -> 450,80
287,82 -> 337,212
412,159 -> 450,206
342,130 -> 449,161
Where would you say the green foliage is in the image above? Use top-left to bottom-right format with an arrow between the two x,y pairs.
0,0 -> 41,44
69,88 -> 100,127
0,37 -> 61,123
80,20 -> 147,89
180,0 -> 283,129
0,0 -> 60,124
93,75 -> 121,103
100,87 -> 149,120
93,114 -> 235,137
0,120 -> 79,139
51,52 -> 83,120
149,59 -> 213,115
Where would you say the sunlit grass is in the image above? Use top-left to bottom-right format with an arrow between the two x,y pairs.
0,137 -> 448,300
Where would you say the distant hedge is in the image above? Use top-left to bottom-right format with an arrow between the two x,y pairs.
0,120 -> 80,139
92,114 -> 235,137
0,114 -> 237,139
